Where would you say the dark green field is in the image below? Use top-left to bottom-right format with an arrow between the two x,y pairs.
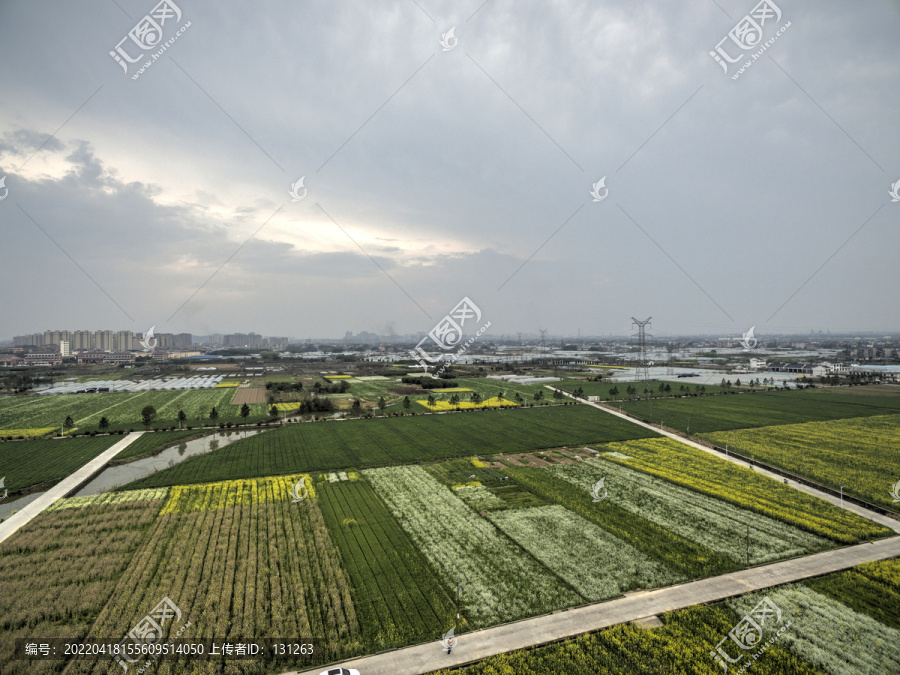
318,480 -> 456,650
119,405 -> 659,489
617,389 -> 900,433
0,436 -> 120,494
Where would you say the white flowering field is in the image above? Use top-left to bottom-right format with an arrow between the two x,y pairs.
488,505 -> 683,600
728,586 -> 900,674
363,466 -> 581,625
549,459 -> 833,565
454,484 -> 508,511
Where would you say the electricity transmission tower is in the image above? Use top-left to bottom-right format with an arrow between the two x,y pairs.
631,317 -> 651,383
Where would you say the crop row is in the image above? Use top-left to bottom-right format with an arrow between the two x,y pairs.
363,465 -> 581,626
549,458 -> 834,565
120,406 -> 656,490
506,466 -> 736,579
0,500 -> 164,674
318,480 -> 456,649
597,438 -> 891,543
0,435 -> 120,494
488,505 -> 682,601
617,389 -> 900,434
72,478 -> 357,673
702,414 -> 900,510
0,389 -> 267,433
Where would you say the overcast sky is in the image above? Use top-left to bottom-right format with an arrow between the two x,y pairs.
1,0 -> 898,342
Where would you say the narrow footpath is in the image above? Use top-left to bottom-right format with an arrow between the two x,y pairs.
289,393 -> 900,675
0,431 -> 144,545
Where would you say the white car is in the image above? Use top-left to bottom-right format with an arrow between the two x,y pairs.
320,669 -> 359,675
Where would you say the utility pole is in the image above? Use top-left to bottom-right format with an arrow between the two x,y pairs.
746,524 -> 750,568
840,483 -> 845,509
455,580 -> 461,634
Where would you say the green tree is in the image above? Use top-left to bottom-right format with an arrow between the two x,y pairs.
269,404 -> 279,419
63,415 -> 75,431
98,416 -> 109,430
351,399 -> 363,416
240,403 -> 251,423
426,394 -> 436,409
533,390 -> 544,402
377,396 -> 386,416
402,396 -> 411,413
735,378 -> 742,388
609,386 -> 619,398
140,405 -> 157,428
209,407 -> 219,422
495,390 -> 504,403
664,384 -> 671,393
471,392 -> 482,405
177,409 -> 187,429
553,389 -> 564,400
449,393 -> 461,408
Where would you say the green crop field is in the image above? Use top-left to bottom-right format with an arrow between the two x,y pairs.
616,389 -> 900,433
702,414 -> 900,510
119,405 -> 659,490
0,389 -> 267,433
318,480 -> 456,649
0,435 -> 120,496
110,429 -> 211,462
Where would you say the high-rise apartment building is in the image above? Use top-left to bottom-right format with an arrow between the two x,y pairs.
94,330 -> 114,351
114,331 -> 134,352
72,330 -> 93,350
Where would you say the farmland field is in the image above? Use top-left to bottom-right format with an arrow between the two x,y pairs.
429,560 -> 900,675
428,603 -> 815,674
0,494 -> 166,674
507,466 -> 737,579
702,414 -> 900,510
595,438 -> 890,543
69,475 -> 358,673
617,389 -> 900,433
363,466 -> 581,625
119,405 -> 658,490
318,480 -> 456,649
548,458 -> 834,565
487,505 -> 683,600
0,435 -> 120,495
0,389 -> 268,433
